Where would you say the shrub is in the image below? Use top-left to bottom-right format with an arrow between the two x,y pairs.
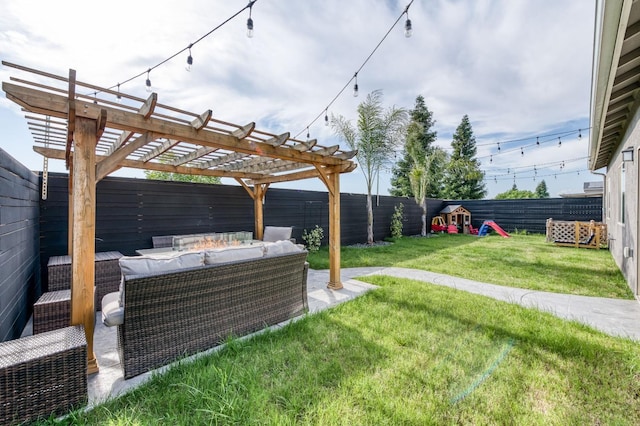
390,203 -> 404,239
302,225 -> 324,252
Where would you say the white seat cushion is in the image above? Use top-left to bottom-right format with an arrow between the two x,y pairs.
263,226 -> 292,242
204,246 -> 264,264
101,292 -> 124,326
119,251 -> 205,277
264,240 -> 304,256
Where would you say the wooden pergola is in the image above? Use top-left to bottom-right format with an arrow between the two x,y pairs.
2,62 -> 356,374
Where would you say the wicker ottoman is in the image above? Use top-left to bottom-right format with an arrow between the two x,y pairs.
33,290 -> 71,334
47,251 -> 123,310
0,325 -> 87,425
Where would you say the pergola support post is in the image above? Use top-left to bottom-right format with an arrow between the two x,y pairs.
67,162 -> 73,256
70,116 -> 98,375
254,184 -> 268,240
327,172 -> 343,290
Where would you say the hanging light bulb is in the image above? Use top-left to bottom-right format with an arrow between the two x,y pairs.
116,83 -> 122,103
494,177 -> 497,183
145,69 -> 152,93
558,137 -> 562,147
93,92 -> 98,104
520,147 -> 524,156
489,155 -> 492,163
404,12 -> 413,37
536,136 -> 539,146
246,2 -> 254,38
578,129 -> 582,139
306,127 -> 310,141
497,142 -> 501,151
324,109 -> 329,126
353,73 -> 359,97
186,45 -> 193,72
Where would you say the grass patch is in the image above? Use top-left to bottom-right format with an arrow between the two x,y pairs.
54,276 -> 640,425
308,234 -> 632,299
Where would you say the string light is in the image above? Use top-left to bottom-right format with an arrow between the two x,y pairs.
145,69 -> 152,93
536,136 -> 539,146
246,2 -> 254,38
489,155 -> 492,164
324,109 -> 329,126
578,129 -> 582,139
558,137 -> 562,147
306,127 -> 310,140
520,147 -> 524,156
404,8 -> 413,37
295,0 -> 415,138
116,83 -> 122,103
90,1 -> 258,96
497,142 -> 501,152
186,44 -> 193,72
353,73 -> 359,97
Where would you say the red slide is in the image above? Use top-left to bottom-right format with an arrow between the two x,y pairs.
484,221 -> 510,238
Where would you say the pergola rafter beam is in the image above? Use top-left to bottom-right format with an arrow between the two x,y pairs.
3,82 -> 349,167
34,146 -> 266,179
105,93 -> 158,156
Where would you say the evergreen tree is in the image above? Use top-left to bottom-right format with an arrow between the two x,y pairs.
390,95 -> 442,198
535,180 -> 550,198
442,115 -> 486,199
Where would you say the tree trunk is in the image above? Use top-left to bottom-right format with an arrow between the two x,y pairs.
366,192 -> 374,244
421,199 -> 427,237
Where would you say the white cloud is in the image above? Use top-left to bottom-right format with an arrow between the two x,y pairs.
0,0 -> 597,198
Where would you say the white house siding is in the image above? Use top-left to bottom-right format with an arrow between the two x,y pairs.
606,105 -> 639,296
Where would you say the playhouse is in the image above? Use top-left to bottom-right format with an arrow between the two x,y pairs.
438,205 -> 472,234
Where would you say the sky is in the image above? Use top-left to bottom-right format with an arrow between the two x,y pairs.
0,0 -> 597,198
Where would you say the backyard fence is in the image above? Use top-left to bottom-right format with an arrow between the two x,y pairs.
0,151 -> 604,343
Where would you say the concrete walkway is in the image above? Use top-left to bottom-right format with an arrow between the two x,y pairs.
83,265 -> 639,406
360,267 -> 640,341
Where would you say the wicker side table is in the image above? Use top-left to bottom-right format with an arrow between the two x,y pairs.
0,325 -> 87,425
33,290 -> 71,334
47,251 -> 123,309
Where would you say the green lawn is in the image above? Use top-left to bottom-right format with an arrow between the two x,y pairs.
308,234 -> 633,299
43,233 -> 638,424
58,276 -> 640,425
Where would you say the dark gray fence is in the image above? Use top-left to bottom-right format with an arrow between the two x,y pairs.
0,149 -> 41,342
39,173 -> 426,289
1,164 -> 605,343
442,197 -> 603,234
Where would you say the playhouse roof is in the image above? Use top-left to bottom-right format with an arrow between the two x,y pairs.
440,204 -> 469,214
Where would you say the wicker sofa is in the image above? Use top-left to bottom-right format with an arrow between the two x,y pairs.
104,247 -> 309,379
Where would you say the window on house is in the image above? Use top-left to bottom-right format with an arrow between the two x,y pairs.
606,180 -> 610,219
620,162 -> 625,224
